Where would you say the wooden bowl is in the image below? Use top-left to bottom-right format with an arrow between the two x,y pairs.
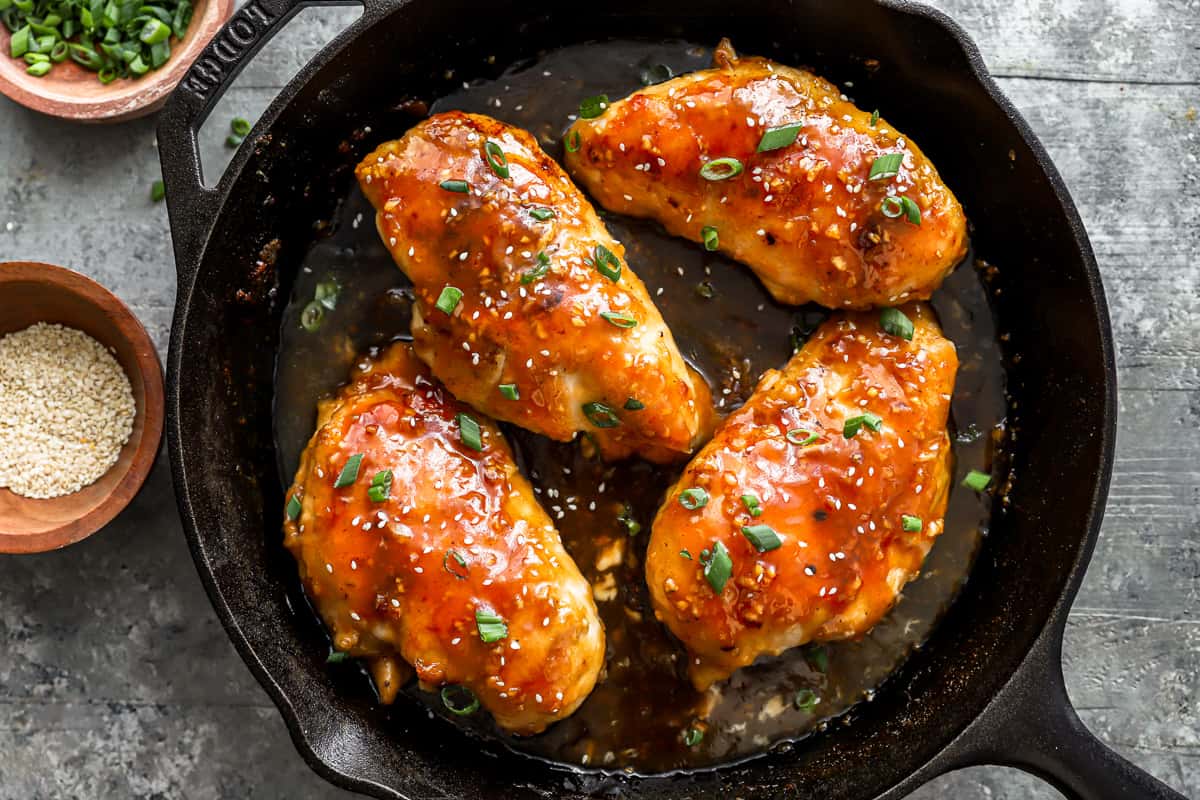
0,262 -> 165,553
0,0 -> 233,122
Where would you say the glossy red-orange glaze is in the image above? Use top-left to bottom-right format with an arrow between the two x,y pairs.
565,41 -> 968,310
646,304 -> 957,689
356,112 -> 712,463
283,344 -> 603,734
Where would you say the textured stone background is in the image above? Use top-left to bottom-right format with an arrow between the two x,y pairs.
1,0 -> 1197,797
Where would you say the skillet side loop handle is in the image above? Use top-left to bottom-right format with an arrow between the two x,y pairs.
948,624 -> 1186,800
155,0 -> 311,289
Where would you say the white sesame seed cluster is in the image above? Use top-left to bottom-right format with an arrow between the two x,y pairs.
0,323 -> 136,499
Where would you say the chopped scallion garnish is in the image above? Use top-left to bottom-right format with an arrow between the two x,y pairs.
483,140 -> 509,178
701,225 -> 719,251
441,685 -> 480,715
326,651 -> 350,664
578,94 -> 609,119
786,429 -> 821,446
699,157 -> 744,181
499,383 -> 520,400
521,252 -> 550,284
300,301 -> 325,332
582,401 -> 620,428
756,122 -> 802,153
701,541 -> 732,593
868,152 -> 904,181
881,194 -> 922,225
529,207 -> 555,221
639,63 -> 673,85
740,494 -> 763,517
901,514 -> 923,532
439,179 -> 470,193
683,725 -> 704,747
680,549 -> 692,560
804,644 -> 829,673
843,413 -> 883,439
367,470 -> 392,503
564,130 -> 581,153
623,397 -> 645,411
475,609 -> 508,642
285,494 -> 302,521
618,504 -> 641,536
435,285 -> 462,315
880,307 -> 915,340
333,453 -> 363,488
794,688 -> 819,711
963,469 -> 992,492
679,487 -> 708,510
443,549 -> 469,580
150,179 -> 165,202
593,244 -> 622,282
599,310 -> 638,328
231,117 -> 251,137
457,412 -> 483,451
742,524 -> 782,552
869,109 -> 880,127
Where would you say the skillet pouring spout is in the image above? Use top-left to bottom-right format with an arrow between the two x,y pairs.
157,0 -> 1182,797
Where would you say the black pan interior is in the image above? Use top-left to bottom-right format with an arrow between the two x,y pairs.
171,1 -> 1111,797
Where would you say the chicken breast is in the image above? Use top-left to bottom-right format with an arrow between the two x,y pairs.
283,343 -> 604,735
645,304 -> 956,689
356,111 -> 711,463
564,40 -> 968,310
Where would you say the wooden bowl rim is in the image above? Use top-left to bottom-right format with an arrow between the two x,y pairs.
0,0 -> 234,122
0,261 -> 165,553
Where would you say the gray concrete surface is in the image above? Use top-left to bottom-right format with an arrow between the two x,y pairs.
1,1 -> 1197,797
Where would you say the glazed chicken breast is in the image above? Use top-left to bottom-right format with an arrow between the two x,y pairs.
564,41 -> 968,310
645,304 -> 957,689
356,112 -> 711,463
283,343 -> 604,735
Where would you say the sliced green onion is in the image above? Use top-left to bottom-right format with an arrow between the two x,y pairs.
756,122 -> 802,153
334,453 -> 363,488
367,470 -> 392,503
578,94 -> 608,119
139,17 -> 170,43
457,412 -> 483,451
314,280 -> 340,311
699,157 -> 744,181
49,41 -> 68,62
529,207 -> 555,221
639,63 -> 673,85
521,251 -> 551,284
740,494 -> 763,517
25,59 -> 50,76
483,140 -> 509,178
794,688 -> 819,711
618,504 -> 641,536
475,609 -> 508,642
593,244 -> 622,282
439,179 -> 470,193
742,524 -> 782,552
599,310 -> 637,328
868,152 -> 904,181
582,401 -> 620,428
149,179 -> 166,202
680,549 -> 692,560
881,194 -> 922,225
963,469 -> 992,492
679,487 -> 708,510
869,109 -> 880,127
880,307 -> 914,340
701,541 -> 732,594
435,285 -> 462,315
444,546 -> 465,578
225,134 -> 243,148
10,26 -> 31,58
786,429 -> 820,446
300,301 -> 325,332
441,685 -> 480,715
683,725 -> 704,747
443,549 -> 469,580
901,514 -> 923,532
701,225 -> 719,251
326,651 -> 349,664
564,129 -> 581,153
695,281 -> 715,300
623,397 -> 645,411
230,116 -> 251,136
498,383 -> 519,400
285,494 -> 302,521
843,413 -> 883,439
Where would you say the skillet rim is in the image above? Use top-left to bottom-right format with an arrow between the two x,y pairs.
162,0 -> 1118,797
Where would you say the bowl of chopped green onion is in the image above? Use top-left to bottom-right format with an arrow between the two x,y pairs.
0,0 -> 232,121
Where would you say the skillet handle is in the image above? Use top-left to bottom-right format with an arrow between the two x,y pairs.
943,621 -> 1186,800
155,0 -> 370,289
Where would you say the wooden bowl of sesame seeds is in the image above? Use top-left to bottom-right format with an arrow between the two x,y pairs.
0,262 -> 164,553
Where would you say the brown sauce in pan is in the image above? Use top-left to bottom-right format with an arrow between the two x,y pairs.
273,40 -> 1008,774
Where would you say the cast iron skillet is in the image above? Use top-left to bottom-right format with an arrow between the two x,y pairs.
156,1 -> 1184,798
